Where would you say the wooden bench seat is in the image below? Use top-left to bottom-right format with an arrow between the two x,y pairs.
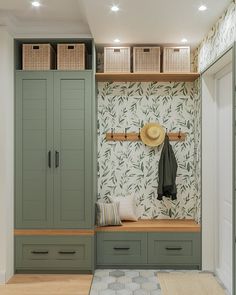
96,219 -> 200,233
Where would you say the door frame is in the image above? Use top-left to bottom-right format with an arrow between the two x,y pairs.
214,63 -> 233,292
201,44 -> 235,295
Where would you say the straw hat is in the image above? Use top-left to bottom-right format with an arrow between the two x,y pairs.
140,123 -> 165,147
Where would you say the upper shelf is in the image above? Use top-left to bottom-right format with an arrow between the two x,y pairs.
96,72 -> 200,82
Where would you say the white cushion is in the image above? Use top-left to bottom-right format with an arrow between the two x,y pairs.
108,195 -> 138,221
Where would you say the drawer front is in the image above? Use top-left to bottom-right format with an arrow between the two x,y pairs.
148,232 -> 201,265
15,236 -> 94,270
97,232 -> 147,265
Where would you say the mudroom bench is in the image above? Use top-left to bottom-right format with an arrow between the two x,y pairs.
96,219 -> 201,269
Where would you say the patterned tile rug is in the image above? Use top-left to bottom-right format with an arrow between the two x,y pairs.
89,269 -> 230,295
89,269 -> 161,295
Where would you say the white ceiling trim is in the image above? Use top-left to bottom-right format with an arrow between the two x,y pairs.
0,14 -> 92,38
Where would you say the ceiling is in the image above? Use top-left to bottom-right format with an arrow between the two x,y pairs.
0,0 -> 232,47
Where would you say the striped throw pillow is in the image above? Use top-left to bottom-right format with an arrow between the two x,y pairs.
96,202 -> 122,226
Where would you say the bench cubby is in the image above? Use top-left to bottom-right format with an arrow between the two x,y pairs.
96,220 -> 201,269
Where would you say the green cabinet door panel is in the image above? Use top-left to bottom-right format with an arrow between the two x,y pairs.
15,71 -> 93,229
15,235 -> 94,271
148,232 -> 201,266
97,232 -> 148,265
53,72 -> 93,228
15,72 -> 54,228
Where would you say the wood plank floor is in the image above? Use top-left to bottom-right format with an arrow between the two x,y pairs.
0,274 -> 93,295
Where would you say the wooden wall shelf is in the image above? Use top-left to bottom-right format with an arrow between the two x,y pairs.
96,72 -> 200,82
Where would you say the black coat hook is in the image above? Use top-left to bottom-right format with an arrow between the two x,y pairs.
178,128 -> 181,139
125,128 -> 127,139
111,128 -> 114,139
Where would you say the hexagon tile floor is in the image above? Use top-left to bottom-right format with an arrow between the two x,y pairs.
89,269 -> 162,295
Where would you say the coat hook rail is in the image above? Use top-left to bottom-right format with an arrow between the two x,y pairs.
106,131 -> 186,142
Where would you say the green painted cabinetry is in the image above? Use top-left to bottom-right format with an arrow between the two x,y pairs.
97,232 -> 201,269
148,232 -> 201,267
15,235 -> 94,271
97,233 -> 147,265
15,71 -> 93,229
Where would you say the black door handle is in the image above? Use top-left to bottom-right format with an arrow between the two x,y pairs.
31,251 -> 49,254
113,247 -> 130,250
48,151 -> 51,168
165,247 -> 183,251
58,251 -> 76,254
55,151 -> 59,168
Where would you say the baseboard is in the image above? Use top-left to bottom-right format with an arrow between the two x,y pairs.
0,271 -> 6,284
216,268 -> 232,295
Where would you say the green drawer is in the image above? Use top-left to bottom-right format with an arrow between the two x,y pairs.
148,232 -> 201,266
97,232 -> 147,265
15,236 -> 94,271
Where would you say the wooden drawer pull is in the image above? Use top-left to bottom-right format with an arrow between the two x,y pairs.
58,251 -> 76,254
165,247 -> 183,251
31,251 -> 49,254
113,247 -> 130,250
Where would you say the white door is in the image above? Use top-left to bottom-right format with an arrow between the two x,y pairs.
215,64 -> 232,294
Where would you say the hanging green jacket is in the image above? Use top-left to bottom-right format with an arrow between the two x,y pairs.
157,135 -> 178,200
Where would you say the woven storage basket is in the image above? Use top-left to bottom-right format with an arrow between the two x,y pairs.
104,47 -> 130,73
133,47 -> 160,73
22,44 -> 55,70
57,44 -> 85,70
163,46 -> 190,73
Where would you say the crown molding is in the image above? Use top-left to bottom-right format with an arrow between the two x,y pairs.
0,15 -> 92,39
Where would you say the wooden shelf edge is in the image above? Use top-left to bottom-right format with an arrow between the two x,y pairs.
14,229 -> 95,236
96,219 -> 201,233
96,72 -> 200,82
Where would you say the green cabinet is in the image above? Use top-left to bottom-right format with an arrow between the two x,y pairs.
15,71 -> 93,229
148,232 -> 201,267
97,232 -> 201,269
15,235 -> 94,271
97,233 -> 147,265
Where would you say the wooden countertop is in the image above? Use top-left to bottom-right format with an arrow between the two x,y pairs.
14,229 -> 95,236
96,219 -> 201,233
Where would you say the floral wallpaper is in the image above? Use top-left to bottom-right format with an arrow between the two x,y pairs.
197,1 -> 236,72
97,81 -> 201,220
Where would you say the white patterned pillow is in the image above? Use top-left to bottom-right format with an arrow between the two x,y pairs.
96,202 -> 122,226
108,195 -> 138,221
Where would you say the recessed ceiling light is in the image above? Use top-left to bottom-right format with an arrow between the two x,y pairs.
181,38 -> 188,43
111,5 -> 119,12
31,1 -> 41,7
198,5 -> 207,11
114,38 -> 120,43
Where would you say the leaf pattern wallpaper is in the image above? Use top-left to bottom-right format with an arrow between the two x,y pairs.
197,1 -> 236,72
97,81 -> 201,220
96,1 -> 236,222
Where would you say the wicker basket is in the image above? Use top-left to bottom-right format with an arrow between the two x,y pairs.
22,44 -> 55,70
163,46 -> 190,73
133,47 -> 160,73
57,44 -> 85,70
104,47 -> 130,73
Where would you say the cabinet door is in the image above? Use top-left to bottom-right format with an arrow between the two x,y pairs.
53,71 -> 92,228
15,72 -> 54,228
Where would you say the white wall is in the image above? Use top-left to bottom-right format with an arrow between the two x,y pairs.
0,27 -> 14,283
202,73 -> 217,271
